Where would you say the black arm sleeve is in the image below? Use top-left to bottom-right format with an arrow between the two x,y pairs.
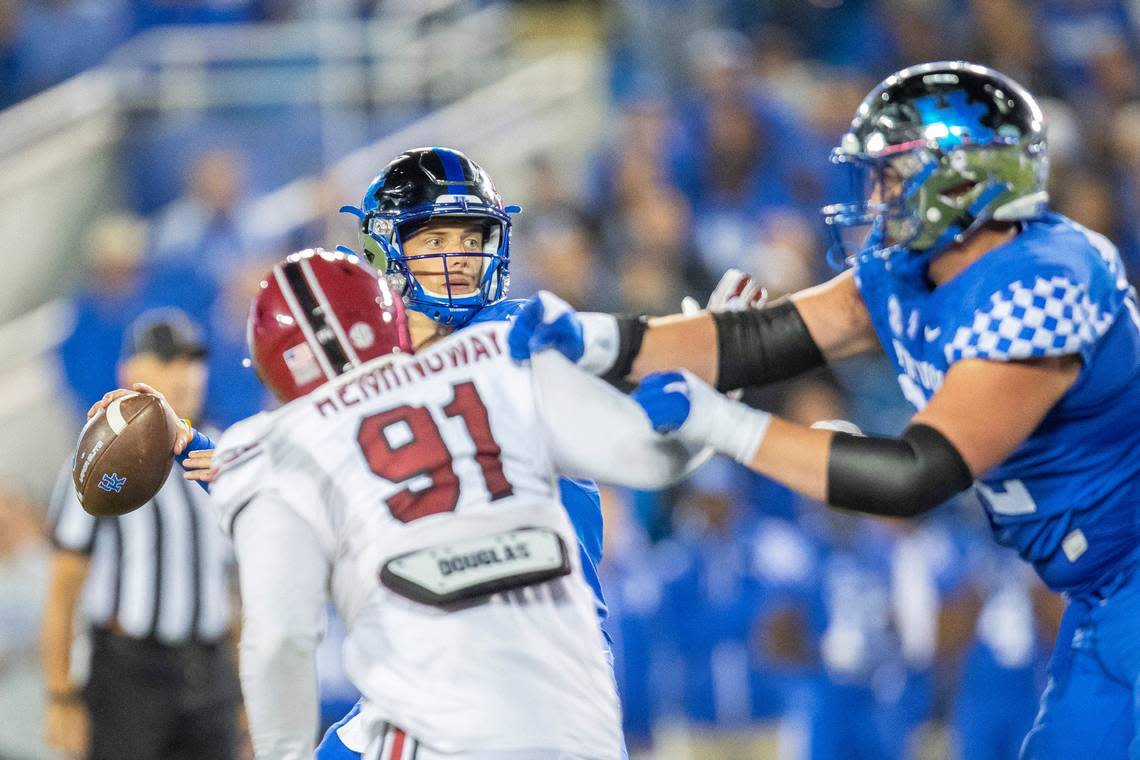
713,299 -> 826,392
826,423 -> 974,517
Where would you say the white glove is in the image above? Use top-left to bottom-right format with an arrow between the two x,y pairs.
680,268 -> 768,315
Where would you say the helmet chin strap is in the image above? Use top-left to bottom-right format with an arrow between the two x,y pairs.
948,181 -> 1011,245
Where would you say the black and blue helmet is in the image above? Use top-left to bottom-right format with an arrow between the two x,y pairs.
822,61 -> 1049,273
341,147 -> 520,326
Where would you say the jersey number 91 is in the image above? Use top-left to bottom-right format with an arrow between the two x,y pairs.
356,382 -> 514,522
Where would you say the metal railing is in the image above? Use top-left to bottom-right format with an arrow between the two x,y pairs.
105,3 -> 512,113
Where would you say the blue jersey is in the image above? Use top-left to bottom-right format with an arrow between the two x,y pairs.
468,299 -> 608,620
854,213 -> 1140,594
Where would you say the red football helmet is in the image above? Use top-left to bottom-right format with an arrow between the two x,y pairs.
248,248 -> 412,402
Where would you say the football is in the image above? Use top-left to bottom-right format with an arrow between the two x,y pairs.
72,393 -> 177,517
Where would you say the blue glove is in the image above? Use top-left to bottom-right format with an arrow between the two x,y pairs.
634,370 -> 773,463
631,371 -> 693,434
508,291 -> 585,363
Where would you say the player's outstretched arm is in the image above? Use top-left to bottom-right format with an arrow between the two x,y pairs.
530,350 -> 706,490
509,270 -> 878,391
633,353 -> 1080,516
231,494 -> 330,760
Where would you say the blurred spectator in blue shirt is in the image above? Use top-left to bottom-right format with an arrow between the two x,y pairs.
951,543 -> 1060,760
873,0 -> 960,73
661,29 -> 829,288
516,211 -> 605,311
132,0 -> 265,29
803,514 -> 909,760
613,186 -> 704,313
649,458 -> 818,758
965,0 -> 1053,94
587,98 -> 679,218
655,476 -> 761,729
58,213 -> 217,414
1052,168 -> 1131,274
1107,102 -> 1140,276
607,0 -> 725,101
0,0 -> 22,110
151,149 -> 259,283
1,0 -> 131,104
202,255 -> 275,426
801,510 -> 965,760
510,154 -> 611,311
598,487 -> 667,754
58,214 -> 151,414
1035,0 -> 1137,94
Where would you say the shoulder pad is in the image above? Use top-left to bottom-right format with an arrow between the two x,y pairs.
213,413 -> 273,477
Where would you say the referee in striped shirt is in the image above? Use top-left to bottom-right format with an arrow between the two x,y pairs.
41,309 -> 241,760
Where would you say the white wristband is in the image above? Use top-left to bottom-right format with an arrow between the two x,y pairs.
676,375 -> 771,464
577,312 -> 621,376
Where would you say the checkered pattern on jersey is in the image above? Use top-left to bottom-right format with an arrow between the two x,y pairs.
945,276 -> 1115,363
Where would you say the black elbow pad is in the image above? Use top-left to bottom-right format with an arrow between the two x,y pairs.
826,423 -> 974,517
714,299 -> 826,392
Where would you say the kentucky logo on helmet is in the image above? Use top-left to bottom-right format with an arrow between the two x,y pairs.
822,61 -> 1048,275
913,91 -> 996,148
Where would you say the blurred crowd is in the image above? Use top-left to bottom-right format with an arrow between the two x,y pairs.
2,0 -> 1140,757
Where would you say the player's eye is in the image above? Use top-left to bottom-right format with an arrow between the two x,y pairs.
462,236 -> 481,250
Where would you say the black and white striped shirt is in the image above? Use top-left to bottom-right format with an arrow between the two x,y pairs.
49,463 -> 233,645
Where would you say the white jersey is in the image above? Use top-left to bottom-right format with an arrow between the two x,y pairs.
212,322 -> 697,759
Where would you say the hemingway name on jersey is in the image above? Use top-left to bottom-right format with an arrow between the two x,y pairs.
315,329 -> 504,417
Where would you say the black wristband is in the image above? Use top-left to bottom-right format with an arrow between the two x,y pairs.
826,423 -> 973,517
713,299 -> 826,392
601,315 -> 650,384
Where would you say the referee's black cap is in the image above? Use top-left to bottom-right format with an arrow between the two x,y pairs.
122,308 -> 208,362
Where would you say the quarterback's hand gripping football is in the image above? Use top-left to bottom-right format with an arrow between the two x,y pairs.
87,383 -> 194,455
508,291 -> 621,374
632,370 -> 772,465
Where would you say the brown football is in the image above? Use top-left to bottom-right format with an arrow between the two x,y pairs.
72,393 -> 177,517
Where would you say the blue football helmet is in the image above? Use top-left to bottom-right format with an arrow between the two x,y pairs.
821,61 -> 1048,274
341,147 -> 520,326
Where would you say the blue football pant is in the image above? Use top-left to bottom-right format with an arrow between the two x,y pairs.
1021,567 -> 1140,759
